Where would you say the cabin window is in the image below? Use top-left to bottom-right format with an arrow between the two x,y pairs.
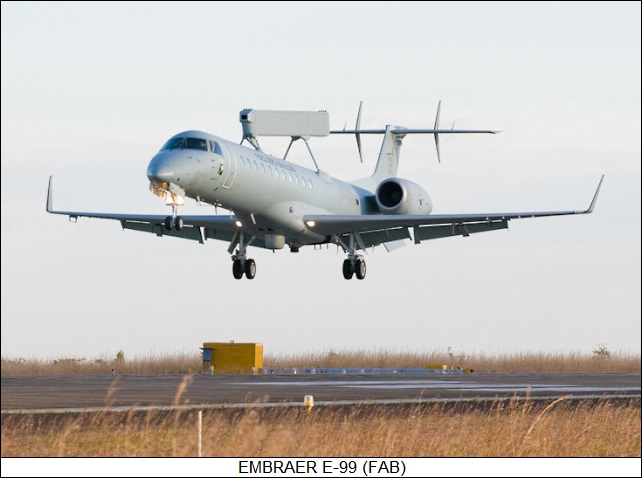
307,178 -> 313,189
253,160 -> 258,170
260,163 -> 265,173
280,169 -> 286,180
288,172 -> 293,182
267,165 -> 273,176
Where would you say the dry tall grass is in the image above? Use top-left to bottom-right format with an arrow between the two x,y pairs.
1,400 -> 639,457
0,352 -> 202,376
2,349 -> 639,375
266,349 -> 641,373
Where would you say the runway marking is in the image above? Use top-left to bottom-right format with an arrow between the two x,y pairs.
239,379 -> 641,394
2,394 -> 638,415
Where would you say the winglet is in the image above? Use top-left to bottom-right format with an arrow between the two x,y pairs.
583,175 -> 605,214
46,176 -> 53,213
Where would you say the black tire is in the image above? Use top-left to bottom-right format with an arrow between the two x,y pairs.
244,259 -> 256,279
342,259 -> 354,280
355,258 -> 366,280
232,259 -> 244,279
164,216 -> 173,230
175,216 -> 184,231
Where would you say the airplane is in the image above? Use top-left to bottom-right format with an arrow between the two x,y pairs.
46,103 -> 604,280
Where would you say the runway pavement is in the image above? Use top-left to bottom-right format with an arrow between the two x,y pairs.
1,372 -> 639,413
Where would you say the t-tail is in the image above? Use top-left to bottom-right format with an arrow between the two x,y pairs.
332,101 -> 500,191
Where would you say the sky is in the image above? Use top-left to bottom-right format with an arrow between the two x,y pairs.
1,2 -> 640,360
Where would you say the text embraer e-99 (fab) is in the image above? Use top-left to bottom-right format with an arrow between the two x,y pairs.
46,103 -> 603,280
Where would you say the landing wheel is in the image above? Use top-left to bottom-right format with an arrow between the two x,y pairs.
244,259 -> 256,280
355,258 -> 366,280
164,216 -> 173,230
342,259 -> 354,280
232,259 -> 244,279
175,216 -> 184,231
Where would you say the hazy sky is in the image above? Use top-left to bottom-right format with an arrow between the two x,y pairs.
1,2 -> 640,360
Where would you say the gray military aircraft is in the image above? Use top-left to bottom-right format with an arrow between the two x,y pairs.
46,104 -> 603,280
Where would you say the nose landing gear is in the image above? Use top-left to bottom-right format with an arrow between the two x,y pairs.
160,188 -> 185,231
164,207 -> 184,231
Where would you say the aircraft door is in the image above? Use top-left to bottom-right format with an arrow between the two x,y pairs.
221,144 -> 237,189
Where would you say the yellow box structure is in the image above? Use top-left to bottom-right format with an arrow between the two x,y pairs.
202,342 -> 263,374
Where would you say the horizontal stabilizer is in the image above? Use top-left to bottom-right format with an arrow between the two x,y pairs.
330,128 -> 501,135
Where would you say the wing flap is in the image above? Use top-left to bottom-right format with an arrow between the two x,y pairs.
121,221 -> 206,243
354,227 -> 412,249
414,220 -> 508,243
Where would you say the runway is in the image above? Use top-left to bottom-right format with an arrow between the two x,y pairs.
1,372 -> 639,413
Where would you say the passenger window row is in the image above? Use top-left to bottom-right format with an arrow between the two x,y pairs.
239,156 -> 313,190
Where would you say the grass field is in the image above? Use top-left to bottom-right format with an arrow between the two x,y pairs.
2,349 -> 640,375
1,399 -> 639,457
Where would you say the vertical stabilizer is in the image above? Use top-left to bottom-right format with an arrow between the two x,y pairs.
351,126 -> 400,192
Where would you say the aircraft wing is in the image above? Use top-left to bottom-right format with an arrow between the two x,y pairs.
46,177 -> 239,244
303,176 -> 604,248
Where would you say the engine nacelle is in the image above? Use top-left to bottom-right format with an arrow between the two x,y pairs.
375,178 -> 433,215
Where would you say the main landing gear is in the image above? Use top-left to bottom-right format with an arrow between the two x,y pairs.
232,257 -> 256,280
339,233 -> 367,280
163,205 -> 184,231
342,257 -> 366,280
230,232 -> 256,280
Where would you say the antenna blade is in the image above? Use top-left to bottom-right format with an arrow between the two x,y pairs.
434,100 -> 442,162
355,101 -> 363,162
46,176 -> 53,212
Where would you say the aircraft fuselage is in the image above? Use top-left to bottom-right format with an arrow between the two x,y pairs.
146,130 -> 369,248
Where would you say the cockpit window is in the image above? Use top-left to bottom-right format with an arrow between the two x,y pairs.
160,137 -> 208,151
185,138 -> 208,150
209,140 -> 223,155
160,138 -> 183,151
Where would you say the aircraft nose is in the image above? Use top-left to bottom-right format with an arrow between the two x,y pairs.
147,156 -> 175,182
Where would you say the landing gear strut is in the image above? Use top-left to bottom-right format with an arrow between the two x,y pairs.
230,232 -> 256,280
339,233 -> 366,280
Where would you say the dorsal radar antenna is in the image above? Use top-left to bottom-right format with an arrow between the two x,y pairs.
239,109 -> 330,172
